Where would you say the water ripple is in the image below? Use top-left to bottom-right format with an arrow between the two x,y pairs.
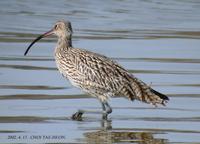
1,30 -> 200,43
0,85 -> 66,90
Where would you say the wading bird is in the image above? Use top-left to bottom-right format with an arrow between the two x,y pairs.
24,20 -> 169,120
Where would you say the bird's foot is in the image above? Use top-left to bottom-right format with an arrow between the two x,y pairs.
101,118 -> 112,130
102,113 -> 108,120
102,114 -> 108,120
71,110 -> 84,121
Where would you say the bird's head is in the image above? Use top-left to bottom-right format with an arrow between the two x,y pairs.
24,20 -> 72,56
53,20 -> 73,38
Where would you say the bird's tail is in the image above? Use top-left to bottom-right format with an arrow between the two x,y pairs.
148,88 -> 169,106
129,78 -> 169,106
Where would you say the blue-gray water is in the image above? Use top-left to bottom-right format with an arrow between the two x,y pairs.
0,0 -> 200,143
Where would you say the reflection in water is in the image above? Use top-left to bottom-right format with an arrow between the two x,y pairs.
83,120 -> 167,144
101,119 -> 112,130
84,130 -> 166,144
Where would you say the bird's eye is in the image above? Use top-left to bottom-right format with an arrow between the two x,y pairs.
54,25 -> 58,29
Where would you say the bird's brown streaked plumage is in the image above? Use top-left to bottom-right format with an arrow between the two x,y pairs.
24,20 -> 169,120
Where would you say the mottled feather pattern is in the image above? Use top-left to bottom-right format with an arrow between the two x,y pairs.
55,44 -> 169,105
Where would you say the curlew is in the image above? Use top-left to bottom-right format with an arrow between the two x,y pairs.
24,20 -> 169,120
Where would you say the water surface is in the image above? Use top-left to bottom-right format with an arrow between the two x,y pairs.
0,0 -> 200,143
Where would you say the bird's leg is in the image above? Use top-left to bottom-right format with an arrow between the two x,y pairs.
102,101 -> 112,120
71,101 -> 112,121
101,102 -> 106,111
101,102 -> 107,120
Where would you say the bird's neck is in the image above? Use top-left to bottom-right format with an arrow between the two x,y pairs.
56,36 -> 72,51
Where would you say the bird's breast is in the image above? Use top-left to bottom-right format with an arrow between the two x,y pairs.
54,52 -> 70,76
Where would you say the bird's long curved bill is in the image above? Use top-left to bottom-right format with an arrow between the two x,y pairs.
24,29 -> 54,56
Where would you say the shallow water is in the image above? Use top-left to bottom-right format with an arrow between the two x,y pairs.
0,0 -> 200,143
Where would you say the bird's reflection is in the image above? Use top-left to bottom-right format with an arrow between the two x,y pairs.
83,119 -> 167,144
101,119 -> 112,130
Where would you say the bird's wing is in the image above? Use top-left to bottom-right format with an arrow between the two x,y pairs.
69,48 -> 169,105
70,48 -> 138,100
